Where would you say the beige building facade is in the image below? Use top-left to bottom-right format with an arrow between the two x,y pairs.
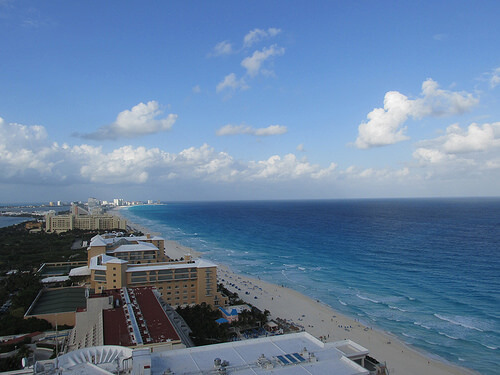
45,204 -> 127,233
73,233 -> 227,307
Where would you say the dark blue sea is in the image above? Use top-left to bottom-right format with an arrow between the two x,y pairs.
120,198 -> 500,374
0,216 -> 34,228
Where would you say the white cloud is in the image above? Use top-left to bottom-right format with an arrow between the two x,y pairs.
341,165 -> 411,180
412,121 -> 500,179
76,101 -> 177,140
216,124 -> 287,136
0,116 -> 340,187
413,148 -> 449,164
211,40 -> 233,56
267,28 -> 281,37
355,91 -> 412,149
216,73 -> 249,93
414,79 -> 478,117
192,85 -> 201,93
355,79 -> 478,149
80,145 -> 169,184
442,122 -> 500,153
216,28 -> 284,95
243,28 -> 281,47
245,154 -> 335,180
488,67 -> 500,88
296,144 -> 305,152
241,44 -> 285,77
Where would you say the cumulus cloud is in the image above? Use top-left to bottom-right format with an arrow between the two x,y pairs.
0,116 -> 338,187
216,124 -> 287,136
442,123 -> 500,153
245,154 -> 336,180
412,148 -> 450,164
412,121 -> 500,180
192,85 -> 201,93
216,73 -> 249,93
241,44 -> 285,77
243,28 -> 281,47
355,79 -> 479,149
211,40 -> 233,56
75,101 -> 177,140
415,122 -> 500,157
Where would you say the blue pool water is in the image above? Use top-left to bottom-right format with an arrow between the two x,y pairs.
119,198 -> 499,374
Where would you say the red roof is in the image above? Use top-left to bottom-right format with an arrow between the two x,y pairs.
101,287 -> 179,346
103,307 -> 133,346
130,287 -> 180,343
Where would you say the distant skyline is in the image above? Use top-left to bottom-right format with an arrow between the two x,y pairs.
1,1 -> 500,203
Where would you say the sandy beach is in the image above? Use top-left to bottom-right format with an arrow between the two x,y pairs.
121,212 -> 478,375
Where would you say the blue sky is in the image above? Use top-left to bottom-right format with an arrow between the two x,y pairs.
1,1 -> 500,203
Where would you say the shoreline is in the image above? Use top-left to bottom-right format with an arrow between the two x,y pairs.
113,208 -> 478,375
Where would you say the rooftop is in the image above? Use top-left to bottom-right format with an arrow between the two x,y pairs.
34,332 -> 370,375
98,287 -> 180,347
126,258 -> 217,273
109,241 -> 158,253
150,332 -> 369,375
26,287 -> 87,316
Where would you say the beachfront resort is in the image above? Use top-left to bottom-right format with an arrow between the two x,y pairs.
0,200 -> 478,375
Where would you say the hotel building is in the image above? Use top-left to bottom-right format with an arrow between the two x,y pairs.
45,204 -> 127,233
71,233 -> 227,307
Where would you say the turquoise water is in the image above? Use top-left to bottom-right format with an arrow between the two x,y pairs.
119,199 -> 500,374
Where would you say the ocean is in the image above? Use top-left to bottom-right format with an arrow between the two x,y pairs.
0,216 -> 34,228
119,198 -> 499,375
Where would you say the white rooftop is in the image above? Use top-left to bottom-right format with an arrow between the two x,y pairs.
89,254 -> 121,270
33,333 -> 370,375
126,258 -> 217,273
69,266 -> 91,277
109,241 -> 158,253
41,276 -> 70,284
89,233 -> 164,250
150,332 -> 369,375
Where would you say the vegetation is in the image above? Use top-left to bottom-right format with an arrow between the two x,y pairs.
0,223 -> 127,371
0,223 -> 89,272
176,297 -> 270,346
176,303 -> 231,345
